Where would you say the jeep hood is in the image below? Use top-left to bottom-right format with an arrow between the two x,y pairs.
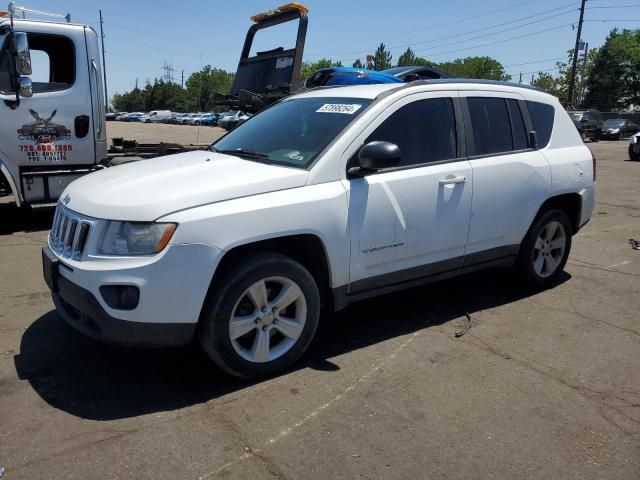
62,151 -> 309,221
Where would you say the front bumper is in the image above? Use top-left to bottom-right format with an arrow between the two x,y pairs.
42,240 -> 224,347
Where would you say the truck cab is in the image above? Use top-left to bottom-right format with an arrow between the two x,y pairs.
0,4 -> 106,207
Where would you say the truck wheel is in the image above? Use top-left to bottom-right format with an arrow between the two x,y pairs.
516,209 -> 572,289
630,145 -> 640,161
199,252 -> 320,379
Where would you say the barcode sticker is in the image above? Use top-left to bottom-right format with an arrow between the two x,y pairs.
316,104 -> 362,114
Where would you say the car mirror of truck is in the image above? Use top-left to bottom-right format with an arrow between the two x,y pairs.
18,76 -> 32,97
14,32 -> 32,76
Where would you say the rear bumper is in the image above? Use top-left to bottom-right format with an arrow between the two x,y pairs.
52,267 -> 196,347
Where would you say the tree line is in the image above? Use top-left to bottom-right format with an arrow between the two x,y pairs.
112,31 -> 639,113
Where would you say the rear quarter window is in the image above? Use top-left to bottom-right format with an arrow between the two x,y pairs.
525,101 -> 555,148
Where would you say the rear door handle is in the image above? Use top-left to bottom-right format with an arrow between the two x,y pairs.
439,176 -> 466,186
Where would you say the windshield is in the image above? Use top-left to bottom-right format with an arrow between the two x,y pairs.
604,119 -> 625,128
211,96 -> 373,169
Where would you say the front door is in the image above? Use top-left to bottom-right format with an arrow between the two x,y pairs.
346,93 -> 473,293
0,25 -> 96,202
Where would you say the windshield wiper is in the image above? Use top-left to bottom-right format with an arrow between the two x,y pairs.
211,147 -> 270,160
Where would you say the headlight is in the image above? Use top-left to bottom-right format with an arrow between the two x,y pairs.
610,128 -> 620,133
99,222 -> 177,255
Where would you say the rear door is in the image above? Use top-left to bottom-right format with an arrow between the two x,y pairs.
460,92 -> 551,260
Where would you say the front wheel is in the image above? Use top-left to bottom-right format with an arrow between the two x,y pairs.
516,209 -> 572,289
630,144 -> 640,161
199,252 -> 320,378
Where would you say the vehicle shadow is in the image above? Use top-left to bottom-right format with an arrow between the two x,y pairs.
14,268 -> 570,421
0,201 -> 54,236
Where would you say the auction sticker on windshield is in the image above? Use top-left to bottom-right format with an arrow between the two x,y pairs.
316,104 -> 362,114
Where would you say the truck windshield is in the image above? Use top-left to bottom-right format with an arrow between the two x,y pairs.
211,97 -> 372,169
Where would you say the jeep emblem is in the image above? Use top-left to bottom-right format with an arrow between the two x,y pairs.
62,194 -> 71,205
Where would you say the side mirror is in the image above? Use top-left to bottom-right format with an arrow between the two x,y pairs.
14,32 -> 32,76
358,141 -> 401,170
18,77 -> 32,98
529,130 -> 539,149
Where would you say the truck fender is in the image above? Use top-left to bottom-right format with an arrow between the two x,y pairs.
0,160 -> 21,207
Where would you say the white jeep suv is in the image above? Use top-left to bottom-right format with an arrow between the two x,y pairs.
42,80 -> 595,378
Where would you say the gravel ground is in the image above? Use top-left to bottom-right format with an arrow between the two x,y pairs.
106,121 -> 226,146
0,140 -> 638,479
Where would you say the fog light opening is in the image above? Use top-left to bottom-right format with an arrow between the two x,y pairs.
100,285 -> 140,310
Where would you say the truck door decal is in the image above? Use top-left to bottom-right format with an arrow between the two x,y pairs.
17,109 -> 73,161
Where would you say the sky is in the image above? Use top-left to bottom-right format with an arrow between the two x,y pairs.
18,0 -> 640,100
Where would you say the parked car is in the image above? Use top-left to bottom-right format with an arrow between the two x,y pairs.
200,113 -> 219,126
382,65 -> 450,81
601,118 -> 640,140
43,80 -> 595,379
106,112 -> 118,121
122,112 -> 145,122
179,113 -> 197,125
569,109 -> 603,142
187,113 -> 207,126
141,110 -> 172,123
306,65 -> 450,89
114,112 -> 129,121
630,132 -> 640,160
218,111 -> 249,130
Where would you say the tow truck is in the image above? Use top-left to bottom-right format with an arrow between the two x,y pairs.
0,2 -> 107,208
0,3 -> 310,209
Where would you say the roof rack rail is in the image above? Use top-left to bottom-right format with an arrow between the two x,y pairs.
7,2 -> 71,23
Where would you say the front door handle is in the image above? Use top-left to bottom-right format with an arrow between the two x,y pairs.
439,176 -> 466,186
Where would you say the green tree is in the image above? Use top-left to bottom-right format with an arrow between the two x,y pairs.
372,42 -> 392,71
532,72 -> 562,98
585,29 -> 640,110
397,47 -> 417,67
300,58 -> 343,83
437,56 -> 511,81
352,58 -> 363,68
185,66 -> 235,111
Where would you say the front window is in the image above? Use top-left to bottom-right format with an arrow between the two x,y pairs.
211,96 -> 372,168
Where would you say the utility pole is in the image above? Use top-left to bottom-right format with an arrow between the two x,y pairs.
568,0 -> 586,105
99,10 -> 109,112
181,69 -> 184,88
519,72 -> 523,84
579,42 -> 589,106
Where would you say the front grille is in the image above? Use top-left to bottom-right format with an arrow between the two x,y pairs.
49,205 -> 93,260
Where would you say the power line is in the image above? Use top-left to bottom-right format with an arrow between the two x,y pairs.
503,57 -> 567,68
306,2 -> 577,57
308,0 -> 541,49
412,23 -> 574,57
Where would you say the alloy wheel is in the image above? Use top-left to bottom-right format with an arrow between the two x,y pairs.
532,220 -> 567,278
228,276 -> 307,363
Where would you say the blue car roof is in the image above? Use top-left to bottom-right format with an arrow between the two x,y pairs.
308,67 -> 404,87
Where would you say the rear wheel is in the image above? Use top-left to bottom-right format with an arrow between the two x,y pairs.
199,252 -> 320,378
630,144 -> 640,161
517,209 -> 572,289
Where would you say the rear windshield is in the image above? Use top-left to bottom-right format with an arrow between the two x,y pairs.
211,97 -> 372,169
604,119 -> 625,128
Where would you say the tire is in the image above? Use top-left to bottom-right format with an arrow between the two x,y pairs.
591,129 -> 601,142
630,145 -> 640,161
516,209 -> 572,289
198,252 -> 320,379
619,132 -> 624,141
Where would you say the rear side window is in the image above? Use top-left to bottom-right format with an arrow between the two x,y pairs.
365,97 -> 457,167
526,101 -> 555,148
467,97 -> 512,155
507,99 -> 528,150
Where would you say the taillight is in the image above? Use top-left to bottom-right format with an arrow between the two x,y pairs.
590,148 -> 596,182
